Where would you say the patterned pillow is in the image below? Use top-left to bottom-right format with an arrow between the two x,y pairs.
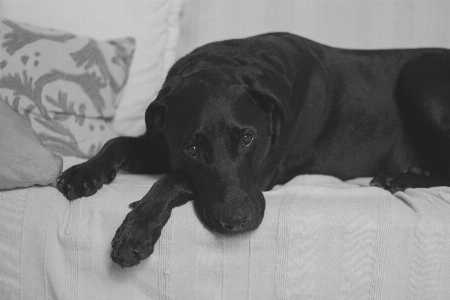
1,0 -> 184,137
0,18 -> 135,158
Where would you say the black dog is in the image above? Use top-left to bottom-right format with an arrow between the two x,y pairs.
57,33 -> 450,267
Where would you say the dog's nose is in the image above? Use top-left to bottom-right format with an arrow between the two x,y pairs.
219,206 -> 251,232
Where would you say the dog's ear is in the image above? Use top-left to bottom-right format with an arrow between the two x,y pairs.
247,89 -> 284,136
240,69 -> 293,135
145,100 -> 167,132
145,77 -> 183,132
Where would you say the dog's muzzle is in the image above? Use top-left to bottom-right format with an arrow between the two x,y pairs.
195,189 -> 265,234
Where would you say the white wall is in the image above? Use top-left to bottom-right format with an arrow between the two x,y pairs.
178,0 -> 450,57
1,0 -> 449,59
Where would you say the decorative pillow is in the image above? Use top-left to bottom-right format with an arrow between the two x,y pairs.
0,99 -> 63,190
1,0 -> 184,136
0,18 -> 135,158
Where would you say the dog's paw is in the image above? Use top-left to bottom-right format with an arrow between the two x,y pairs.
56,162 -> 116,200
110,209 -> 162,268
370,167 -> 430,193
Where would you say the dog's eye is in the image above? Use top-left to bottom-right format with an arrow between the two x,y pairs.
242,133 -> 253,145
185,145 -> 199,157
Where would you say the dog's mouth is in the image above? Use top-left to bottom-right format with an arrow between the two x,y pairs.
194,193 -> 265,235
200,209 -> 263,235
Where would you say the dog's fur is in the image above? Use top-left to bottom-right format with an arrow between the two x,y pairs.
57,33 -> 450,267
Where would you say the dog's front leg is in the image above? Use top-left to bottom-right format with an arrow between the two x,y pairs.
57,134 -> 170,200
111,171 -> 193,267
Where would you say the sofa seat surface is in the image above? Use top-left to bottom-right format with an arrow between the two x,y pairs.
1,156 -> 450,300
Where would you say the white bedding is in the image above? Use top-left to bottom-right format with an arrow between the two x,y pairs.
1,156 -> 450,299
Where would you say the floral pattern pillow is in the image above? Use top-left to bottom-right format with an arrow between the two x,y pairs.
0,18 -> 135,158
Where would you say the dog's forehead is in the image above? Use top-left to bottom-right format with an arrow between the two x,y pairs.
165,79 -> 262,139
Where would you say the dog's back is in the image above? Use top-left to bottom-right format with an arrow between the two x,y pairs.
219,33 -> 450,185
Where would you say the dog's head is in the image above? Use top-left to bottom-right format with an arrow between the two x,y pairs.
145,52 -> 292,234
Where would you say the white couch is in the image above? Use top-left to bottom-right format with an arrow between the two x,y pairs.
1,1 -> 450,299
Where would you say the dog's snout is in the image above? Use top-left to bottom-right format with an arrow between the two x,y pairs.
219,202 -> 252,233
